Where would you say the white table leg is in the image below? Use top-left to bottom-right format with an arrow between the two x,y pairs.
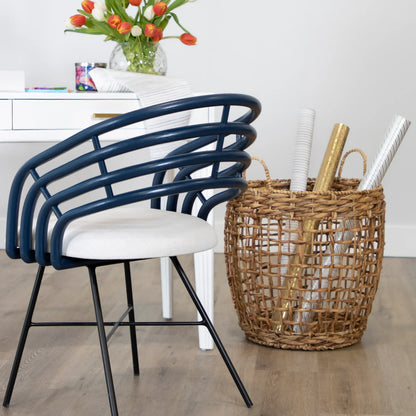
160,131 -> 217,349
161,250 -> 215,349
194,248 -> 214,350
160,257 -> 173,319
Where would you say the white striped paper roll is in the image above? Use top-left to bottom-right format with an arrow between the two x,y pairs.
290,108 -> 315,191
278,109 -> 315,326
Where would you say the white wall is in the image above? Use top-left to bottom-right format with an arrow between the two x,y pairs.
1,0 -> 416,256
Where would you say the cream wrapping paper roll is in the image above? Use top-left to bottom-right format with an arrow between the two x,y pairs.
297,115 -> 411,328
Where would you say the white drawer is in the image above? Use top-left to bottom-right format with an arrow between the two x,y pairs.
12,98 -> 141,130
0,100 -> 12,129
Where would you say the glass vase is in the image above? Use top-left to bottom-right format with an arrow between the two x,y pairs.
109,41 -> 167,75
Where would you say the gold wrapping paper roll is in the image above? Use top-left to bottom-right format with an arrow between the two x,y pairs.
274,123 -> 350,332
314,123 -> 350,190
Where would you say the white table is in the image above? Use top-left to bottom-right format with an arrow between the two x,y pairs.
0,92 -> 144,142
0,91 -> 215,350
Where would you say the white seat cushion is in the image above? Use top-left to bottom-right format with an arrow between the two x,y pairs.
49,204 -> 217,260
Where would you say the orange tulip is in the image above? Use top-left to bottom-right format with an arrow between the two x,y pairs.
108,14 -> 121,29
70,14 -> 87,27
144,23 -> 157,37
153,2 -> 167,16
81,0 -> 95,13
180,33 -> 197,45
151,27 -> 163,42
118,21 -> 132,35
129,0 -> 142,5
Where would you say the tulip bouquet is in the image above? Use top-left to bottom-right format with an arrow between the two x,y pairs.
66,0 -> 197,73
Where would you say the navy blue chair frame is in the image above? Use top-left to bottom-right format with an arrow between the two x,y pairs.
2,93 -> 261,415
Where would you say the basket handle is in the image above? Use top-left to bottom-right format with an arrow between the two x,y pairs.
243,156 -> 271,180
337,148 -> 367,178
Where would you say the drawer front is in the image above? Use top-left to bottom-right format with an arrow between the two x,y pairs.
0,100 -> 12,129
13,99 -> 141,130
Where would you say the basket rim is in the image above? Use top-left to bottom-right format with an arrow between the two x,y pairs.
243,178 -> 383,197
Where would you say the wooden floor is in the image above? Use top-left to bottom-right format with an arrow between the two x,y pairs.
0,250 -> 415,416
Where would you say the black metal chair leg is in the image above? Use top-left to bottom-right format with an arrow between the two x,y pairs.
123,262 -> 140,376
88,266 -> 119,416
169,256 -> 253,408
3,265 -> 45,408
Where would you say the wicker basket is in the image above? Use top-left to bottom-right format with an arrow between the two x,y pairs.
224,155 -> 385,350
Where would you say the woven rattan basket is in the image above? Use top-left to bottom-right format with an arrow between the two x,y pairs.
225,154 -> 385,350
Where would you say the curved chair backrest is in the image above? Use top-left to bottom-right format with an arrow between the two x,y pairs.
6,93 -> 261,270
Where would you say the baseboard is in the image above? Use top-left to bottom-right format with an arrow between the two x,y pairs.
383,224 -> 416,258
1,216 -> 413,258
214,219 -> 416,258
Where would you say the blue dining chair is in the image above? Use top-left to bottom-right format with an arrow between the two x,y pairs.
2,93 -> 261,415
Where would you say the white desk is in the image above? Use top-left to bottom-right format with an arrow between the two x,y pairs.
0,92 -> 143,142
0,91 -> 215,350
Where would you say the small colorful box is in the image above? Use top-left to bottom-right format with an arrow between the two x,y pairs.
75,62 -> 107,92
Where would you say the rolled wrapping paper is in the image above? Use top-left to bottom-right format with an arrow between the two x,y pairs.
358,115 -> 411,190
274,123 -> 350,332
290,108 -> 316,191
278,109 -> 315,285
297,115 -> 411,328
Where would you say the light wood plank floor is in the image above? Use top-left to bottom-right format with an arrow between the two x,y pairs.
0,250 -> 415,416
